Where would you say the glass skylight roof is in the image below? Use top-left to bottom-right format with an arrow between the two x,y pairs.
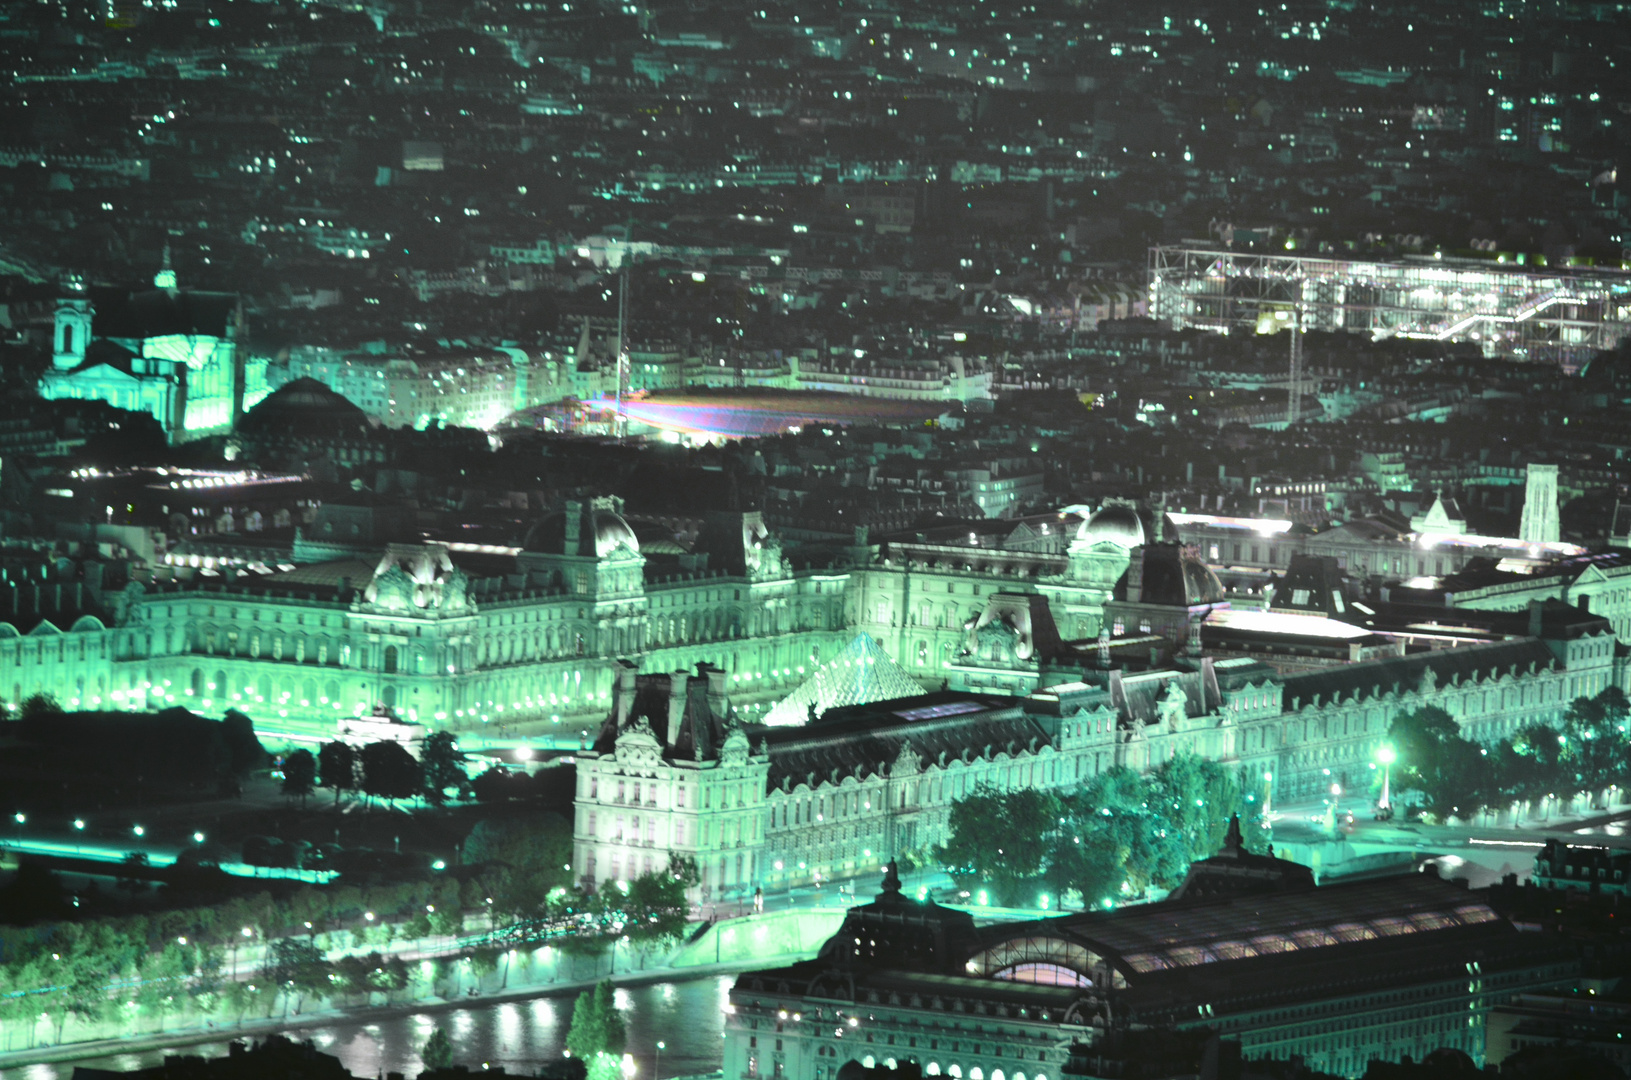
1110,902 -> 1497,974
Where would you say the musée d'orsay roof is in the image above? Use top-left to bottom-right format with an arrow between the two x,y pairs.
735,821 -> 1575,1031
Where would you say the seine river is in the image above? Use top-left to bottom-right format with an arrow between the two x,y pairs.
9,977 -> 732,1080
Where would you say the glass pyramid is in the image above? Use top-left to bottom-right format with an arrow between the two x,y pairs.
761,633 -> 928,726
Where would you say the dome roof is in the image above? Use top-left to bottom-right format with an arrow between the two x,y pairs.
522,500 -> 641,558
1075,504 -> 1177,549
240,378 -> 372,436
1181,554 -> 1227,605
1123,544 -> 1226,606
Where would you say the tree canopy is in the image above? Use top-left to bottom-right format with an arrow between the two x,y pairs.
461,813 -> 574,920
938,754 -> 1267,908
281,748 -> 318,804
359,741 -> 423,804
566,980 -> 626,1080
939,786 -> 1061,907
318,741 -> 356,803
421,1027 -> 455,1071
1386,688 -> 1631,819
421,731 -> 469,804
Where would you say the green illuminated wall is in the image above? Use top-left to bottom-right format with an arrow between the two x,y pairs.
37,291 -> 245,443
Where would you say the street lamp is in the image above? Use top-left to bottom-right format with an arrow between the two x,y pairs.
1375,746 -> 1396,818
656,1041 -> 665,1080
132,825 -> 145,838
11,812 -> 23,852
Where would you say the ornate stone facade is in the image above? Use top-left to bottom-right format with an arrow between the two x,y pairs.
6,501 -> 1628,904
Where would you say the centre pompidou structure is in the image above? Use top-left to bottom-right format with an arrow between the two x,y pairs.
1149,245 -> 1631,369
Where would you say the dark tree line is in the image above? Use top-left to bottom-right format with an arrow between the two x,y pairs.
309,731 -> 469,808
1387,687 -> 1631,821
939,752 -> 1268,908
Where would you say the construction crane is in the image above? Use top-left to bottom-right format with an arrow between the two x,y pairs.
615,258 -> 630,441
1288,310 -> 1302,428
1255,304 -> 1304,428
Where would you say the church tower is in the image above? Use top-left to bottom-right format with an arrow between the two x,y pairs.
52,297 -> 92,371
1519,463 -> 1560,544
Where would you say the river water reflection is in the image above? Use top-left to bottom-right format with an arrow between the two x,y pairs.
9,977 -> 732,1080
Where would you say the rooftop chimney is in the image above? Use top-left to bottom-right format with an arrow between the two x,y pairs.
563,500 -> 582,557
704,663 -> 728,716
1126,545 -> 1146,603
666,671 -> 689,747
615,661 -> 637,729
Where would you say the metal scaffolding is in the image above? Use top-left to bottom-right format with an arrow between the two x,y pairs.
1149,246 -> 1631,368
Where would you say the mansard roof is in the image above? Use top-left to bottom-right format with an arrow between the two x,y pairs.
1115,543 -> 1225,607
264,558 -> 378,594
1433,549 -> 1631,595
594,663 -> 735,763
968,872 -> 1503,982
522,497 -> 641,559
1075,503 -> 1179,550
1268,553 -> 1354,619
756,690 -> 1038,791
814,861 -> 983,975
1167,814 -> 1314,901
1279,636 -> 1559,711
140,557 -> 375,605
693,510 -> 772,576
964,872 -> 1563,1028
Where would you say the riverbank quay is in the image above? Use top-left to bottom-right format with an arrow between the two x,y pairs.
0,908 -> 850,1073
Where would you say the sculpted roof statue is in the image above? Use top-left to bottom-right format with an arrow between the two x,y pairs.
362,543 -> 471,612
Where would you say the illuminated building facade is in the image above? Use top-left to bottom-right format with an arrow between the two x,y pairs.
7,499 -> 1629,899
1168,511 -> 1591,580
38,269 -> 245,442
574,663 -> 771,900
1528,839 -> 1631,897
274,344 -> 573,431
575,590 -> 1619,897
1148,246 -> 1631,368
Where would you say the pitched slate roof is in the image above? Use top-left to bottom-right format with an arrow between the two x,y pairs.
755,690 -> 1039,792
1279,637 -> 1559,711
